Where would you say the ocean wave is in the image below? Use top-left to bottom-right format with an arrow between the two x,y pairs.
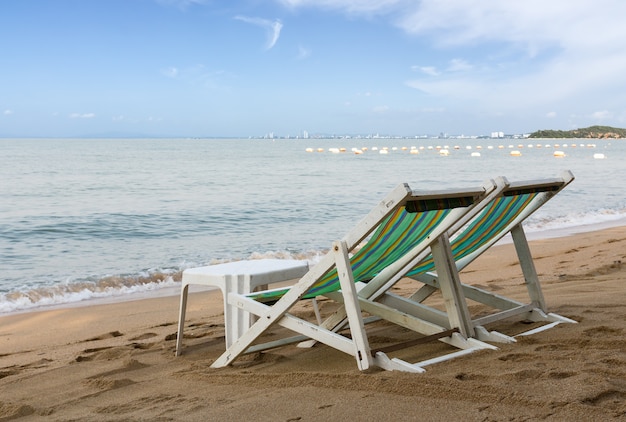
0,271 -> 180,314
2,209 -> 625,315
0,251 -> 326,314
524,207 -> 626,233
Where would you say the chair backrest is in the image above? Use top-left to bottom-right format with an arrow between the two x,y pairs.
248,182 -> 495,303
406,170 -> 574,276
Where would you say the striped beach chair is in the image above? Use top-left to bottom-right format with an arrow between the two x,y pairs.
208,180 -> 503,372
354,170 -> 576,345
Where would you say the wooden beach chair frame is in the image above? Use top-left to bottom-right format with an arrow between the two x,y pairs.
319,171 -> 576,348
409,170 -> 577,342
207,180 -> 505,372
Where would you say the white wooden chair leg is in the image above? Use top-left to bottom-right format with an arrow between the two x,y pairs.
175,283 -> 190,356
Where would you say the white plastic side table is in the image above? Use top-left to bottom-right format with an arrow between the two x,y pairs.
175,259 -> 309,356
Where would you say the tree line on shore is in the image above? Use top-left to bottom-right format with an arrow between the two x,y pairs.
529,125 -> 626,139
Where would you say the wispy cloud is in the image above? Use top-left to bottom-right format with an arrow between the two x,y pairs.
412,65 -> 439,76
69,113 -> 95,119
397,1 -> 626,111
447,59 -> 473,72
297,45 -> 311,59
372,105 -> 390,113
234,16 -> 283,50
3,109 -> 13,115
155,0 -> 207,10
283,1 -> 626,124
277,0 -> 403,15
162,67 -> 179,78
159,64 -> 232,91
397,2 -> 626,106
590,110 -> 613,120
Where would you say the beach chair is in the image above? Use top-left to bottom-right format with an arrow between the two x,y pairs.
345,171 -> 576,345
207,179 -> 504,373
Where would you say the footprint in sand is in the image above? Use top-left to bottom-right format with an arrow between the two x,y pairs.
83,331 -> 124,342
498,352 -> 534,362
129,332 -> 158,341
583,326 -> 623,337
582,390 -> 626,411
0,369 -> 19,380
75,346 -> 131,362
83,377 -> 136,391
0,402 -> 35,419
547,371 -> 577,379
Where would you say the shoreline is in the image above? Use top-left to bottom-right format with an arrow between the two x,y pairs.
1,225 -> 626,420
2,219 -> 626,318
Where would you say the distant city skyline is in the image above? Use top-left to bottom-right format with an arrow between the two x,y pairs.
250,129 -> 526,140
2,1 -> 626,138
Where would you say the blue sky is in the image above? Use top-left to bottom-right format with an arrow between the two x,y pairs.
2,0 -> 626,138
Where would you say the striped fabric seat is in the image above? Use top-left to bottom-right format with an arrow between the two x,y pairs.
250,189 -> 547,304
407,192 -> 541,276
250,203 -> 464,302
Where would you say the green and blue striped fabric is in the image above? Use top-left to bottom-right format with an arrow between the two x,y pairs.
406,191 -> 539,276
249,205 -> 456,303
249,191 -> 541,304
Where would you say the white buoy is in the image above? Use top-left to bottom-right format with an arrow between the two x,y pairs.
553,150 -> 566,157
471,152 -> 481,157
510,150 -> 522,156
593,153 -> 606,159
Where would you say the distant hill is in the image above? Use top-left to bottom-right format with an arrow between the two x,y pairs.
529,125 -> 626,139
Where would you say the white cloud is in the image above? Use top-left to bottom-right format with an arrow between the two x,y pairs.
3,109 -> 13,115
162,67 -> 179,78
591,110 -> 613,120
397,2 -> 626,100
447,59 -> 473,72
156,0 -> 207,10
412,65 -> 439,76
546,111 -> 557,118
277,0 -> 403,15
400,0 -> 626,120
394,1 -> 614,50
282,1 -> 626,125
372,105 -> 390,113
235,16 -> 283,50
69,113 -> 95,119
297,45 -> 311,59
159,64 -> 232,90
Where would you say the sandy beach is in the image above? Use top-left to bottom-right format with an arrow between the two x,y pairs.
1,226 -> 625,421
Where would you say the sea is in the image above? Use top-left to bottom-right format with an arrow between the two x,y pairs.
1,137 -> 625,314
